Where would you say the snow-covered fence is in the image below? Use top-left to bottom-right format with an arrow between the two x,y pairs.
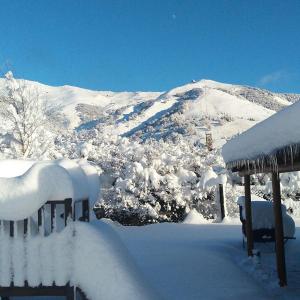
0,159 -> 99,299
0,197 -> 89,300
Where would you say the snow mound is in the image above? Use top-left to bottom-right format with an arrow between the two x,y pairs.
0,159 -> 99,220
0,163 -> 73,220
237,197 -> 295,237
198,167 -> 219,190
183,209 -> 211,224
0,160 -> 35,178
74,220 -> 157,300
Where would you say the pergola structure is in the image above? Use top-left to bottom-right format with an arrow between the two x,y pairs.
222,100 -> 300,287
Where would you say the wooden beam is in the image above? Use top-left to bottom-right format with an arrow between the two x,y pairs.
244,175 -> 253,257
0,285 -> 72,297
272,172 -> 287,287
237,161 -> 300,177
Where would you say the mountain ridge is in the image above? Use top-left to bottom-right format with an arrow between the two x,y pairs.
0,77 -> 299,149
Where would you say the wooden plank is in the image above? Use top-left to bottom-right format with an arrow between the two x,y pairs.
24,218 -> 28,235
46,200 -> 68,205
82,199 -> 90,222
272,172 -> 287,287
64,198 -> 73,226
0,285 -> 72,297
9,221 -> 14,237
244,175 -> 253,257
38,208 -> 42,230
237,161 -> 300,176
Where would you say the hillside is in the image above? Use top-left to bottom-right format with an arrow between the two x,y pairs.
1,77 -> 299,151
1,78 -> 299,148
0,78 -> 161,130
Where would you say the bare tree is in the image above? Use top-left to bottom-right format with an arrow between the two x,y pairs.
0,71 -> 58,158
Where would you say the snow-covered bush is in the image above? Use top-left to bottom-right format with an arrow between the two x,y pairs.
54,127 -> 237,225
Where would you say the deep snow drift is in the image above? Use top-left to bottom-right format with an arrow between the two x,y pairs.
0,159 -> 99,220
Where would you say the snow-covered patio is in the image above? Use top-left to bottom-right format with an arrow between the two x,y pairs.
10,218 -> 300,300
117,220 -> 300,300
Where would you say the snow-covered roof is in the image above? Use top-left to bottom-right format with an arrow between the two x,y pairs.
222,100 -> 300,172
0,159 -> 100,220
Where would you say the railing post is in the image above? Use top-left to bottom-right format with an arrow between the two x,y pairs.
24,219 -> 28,235
9,221 -> 14,237
38,208 -> 43,234
82,199 -> 90,222
64,198 -> 73,226
244,175 -> 253,256
272,172 -> 287,287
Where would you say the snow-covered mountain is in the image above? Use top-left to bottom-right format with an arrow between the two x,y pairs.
0,78 -> 299,149
0,78 -> 161,129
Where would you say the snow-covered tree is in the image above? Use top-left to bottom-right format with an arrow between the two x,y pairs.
54,127 -> 237,224
0,71 -> 59,158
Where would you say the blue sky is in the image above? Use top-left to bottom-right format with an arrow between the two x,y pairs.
0,0 -> 300,93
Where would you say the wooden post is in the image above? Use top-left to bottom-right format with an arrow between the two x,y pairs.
38,208 -> 42,234
64,198 -> 73,226
82,199 -> 90,222
23,219 -> 28,235
206,133 -> 213,151
219,184 -> 225,220
9,221 -> 14,237
244,175 -> 253,256
272,172 -> 287,287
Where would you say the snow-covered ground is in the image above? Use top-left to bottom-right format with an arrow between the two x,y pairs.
116,220 -> 300,300
7,214 -> 300,300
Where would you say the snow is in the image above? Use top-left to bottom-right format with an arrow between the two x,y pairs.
116,221 -> 271,300
56,159 -> 89,201
77,159 -> 100,204
0,163 -> 73,220
183,209 -> 211,224
198,167 -> 219,190
0,78 -> 162,130
116,79 -> 276,143
186,87 -> 272,121
2,216 -> 300,300
118,98 -> 178,136
0,220 -> 157,300
222,100 -> 300,166
73,221 -> 157,300
0,159 -> 99,220
115,220 -> 300,299
237,196 -> 295,237
0,159 -> 35,177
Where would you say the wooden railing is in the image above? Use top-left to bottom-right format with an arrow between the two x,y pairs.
0,197 -> 89,300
